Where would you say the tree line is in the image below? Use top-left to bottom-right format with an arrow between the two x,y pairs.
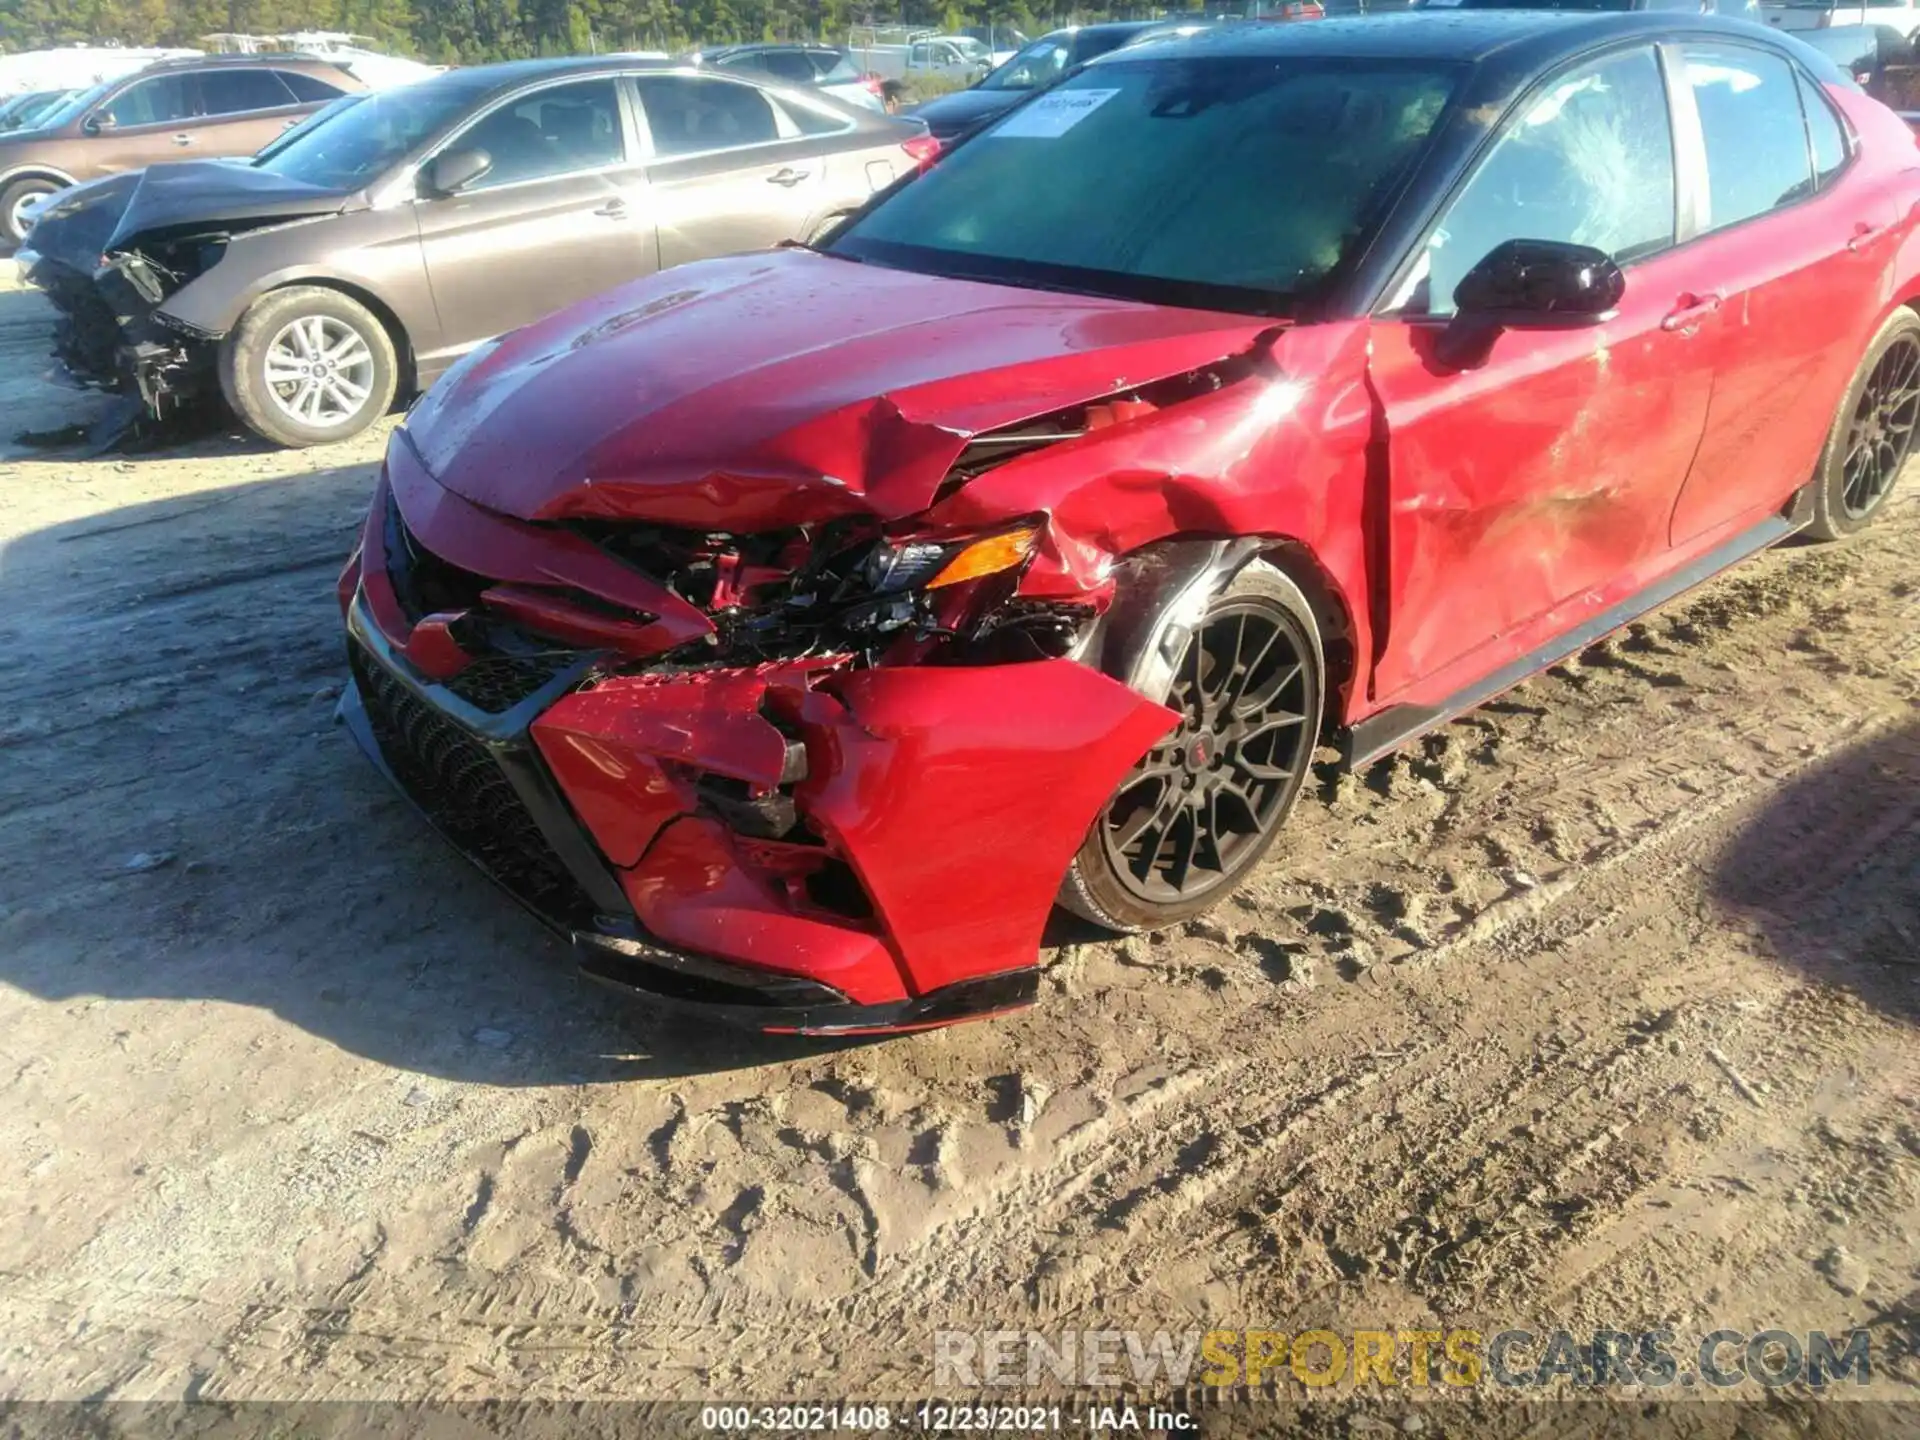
0,0 -> 1207,66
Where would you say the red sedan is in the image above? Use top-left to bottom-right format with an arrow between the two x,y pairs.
338,14 -> 1920,1033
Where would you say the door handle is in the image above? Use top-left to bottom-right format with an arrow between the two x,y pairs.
766,168 -> 810,187
1848,222 -> 1888,253
1660,292 -> 1723,333
594,199 -> 630,220
171,134 -> 194,147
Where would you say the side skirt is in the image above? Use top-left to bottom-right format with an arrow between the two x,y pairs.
1343,500 -> 1809,771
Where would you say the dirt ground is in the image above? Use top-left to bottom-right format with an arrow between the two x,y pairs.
0,265 -> 1916,1418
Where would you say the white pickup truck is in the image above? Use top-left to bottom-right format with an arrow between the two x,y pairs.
1762,0 -> 1920,42
848,32 -> 994,85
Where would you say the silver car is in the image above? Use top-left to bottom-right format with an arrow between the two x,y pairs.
21,56 -> 931,447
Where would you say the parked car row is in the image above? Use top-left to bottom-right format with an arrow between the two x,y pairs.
17,56 -> 936,445
0,53 -> 365,243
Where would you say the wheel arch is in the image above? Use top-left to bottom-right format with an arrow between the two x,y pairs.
1080,534 -> 1356,742
1251,539 -> 1360,744
243,277 -> 418,395
0,166 -> 77,190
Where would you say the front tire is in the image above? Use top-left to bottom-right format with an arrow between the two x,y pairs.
1061,561 -> 1324,933
1,176 -> 61,247
1806,307 -> 1920,540
220,286 -> 398,448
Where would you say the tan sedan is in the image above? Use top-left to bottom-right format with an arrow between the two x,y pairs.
20,56 -> 937,446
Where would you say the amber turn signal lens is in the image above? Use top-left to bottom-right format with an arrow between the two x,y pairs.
926,526 -> 1039,589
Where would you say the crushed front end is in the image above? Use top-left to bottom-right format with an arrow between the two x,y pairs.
27,238 -> 224,416
338,428 -> 1177,1034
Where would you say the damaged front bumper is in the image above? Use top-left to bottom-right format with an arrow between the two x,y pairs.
26,251 -> 219,417
339,452 -> 1176,1036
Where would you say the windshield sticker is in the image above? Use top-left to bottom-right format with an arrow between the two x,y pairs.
993,88 -> 1120,138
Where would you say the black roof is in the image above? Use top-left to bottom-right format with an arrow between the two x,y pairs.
696,42 -> 844,57
1045,21 -> 1168,39
1089,11 -> 1777,65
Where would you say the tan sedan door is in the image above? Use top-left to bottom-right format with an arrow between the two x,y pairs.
631,73 -> 825,268
410,77 -> 657,372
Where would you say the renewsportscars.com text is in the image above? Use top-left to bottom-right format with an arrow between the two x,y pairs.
934,1327 -> 1874,1390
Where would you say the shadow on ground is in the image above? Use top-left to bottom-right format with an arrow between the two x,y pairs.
1713,716 -> 1920,1026
0,464 -> 875,1086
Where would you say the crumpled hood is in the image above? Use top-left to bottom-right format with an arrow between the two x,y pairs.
27,160 -> 349,269
406,247 -> 1274,530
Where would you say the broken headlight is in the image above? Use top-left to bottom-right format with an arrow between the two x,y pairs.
860,523 -> 1040,595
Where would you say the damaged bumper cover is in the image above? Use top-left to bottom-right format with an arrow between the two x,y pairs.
27,248 -> 220,415
338,436 -> 1176,1034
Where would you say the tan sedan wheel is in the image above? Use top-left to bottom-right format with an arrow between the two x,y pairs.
221,287 -> 398,448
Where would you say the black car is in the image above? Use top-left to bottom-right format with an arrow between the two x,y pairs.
905,22 -> 1180,140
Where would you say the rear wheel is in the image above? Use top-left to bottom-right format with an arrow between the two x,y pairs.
220,286 -> 398,448
1061,563 -> 1323,933
1806,307 -> 1920,540
1,176 -> 61,247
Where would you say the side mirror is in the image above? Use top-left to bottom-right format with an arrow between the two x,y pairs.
1437,238 -> 1624,368
1454,238 -> 1624,324
420,148 -> 492,197
83,111 -> 117,135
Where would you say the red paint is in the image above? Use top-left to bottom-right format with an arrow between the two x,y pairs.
530,655 -> 1172,998
343,72 -> 1920,1026
794,662 -> 1176,993
399,613 -> 473,679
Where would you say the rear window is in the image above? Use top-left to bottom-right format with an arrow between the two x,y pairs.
835,57 -> 1459,316
198,69 -> 298,116
814,50 -> 863,84
279,71 -> 350,103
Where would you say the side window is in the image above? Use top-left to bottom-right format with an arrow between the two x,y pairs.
910,42 -> 930,65
1681,44 -> 1816,231
635,75 -> 781,156
1797,71 -> 1850,188
757,51 -> 819,85
457,79 -> 624,188
779,96 -> 854,137
278,71 -> 349,103
101,74 -> 195,127
1404,47 -> 1675,317
199,69 -> 299,116
814,51 -> 862,84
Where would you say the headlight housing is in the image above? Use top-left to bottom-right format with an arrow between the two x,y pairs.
860,523 -> 1040,596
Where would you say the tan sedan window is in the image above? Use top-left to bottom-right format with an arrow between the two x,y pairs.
635,75 -> 780,156
459,79 -> 625,189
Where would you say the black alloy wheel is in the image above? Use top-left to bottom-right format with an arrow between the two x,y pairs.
1841,332 -> 1920,520
1061,563 -> 1323,932
1809,307 -> 1920,540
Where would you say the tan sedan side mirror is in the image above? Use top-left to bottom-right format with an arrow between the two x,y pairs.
420,148 -> 493,197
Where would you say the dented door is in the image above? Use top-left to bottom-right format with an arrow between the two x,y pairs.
1364,44 -> 1714,705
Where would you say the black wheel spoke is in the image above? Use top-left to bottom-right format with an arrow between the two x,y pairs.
1843,336 -> 1920,519
1099,592 -> 1317,907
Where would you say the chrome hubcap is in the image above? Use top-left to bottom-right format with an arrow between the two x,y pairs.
8,190 -> 42,236
264,314 -> 375,428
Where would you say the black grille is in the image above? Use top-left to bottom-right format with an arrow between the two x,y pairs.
442,651 -> 577,713
350,644 -> 595,926
40,266 -> 125,388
